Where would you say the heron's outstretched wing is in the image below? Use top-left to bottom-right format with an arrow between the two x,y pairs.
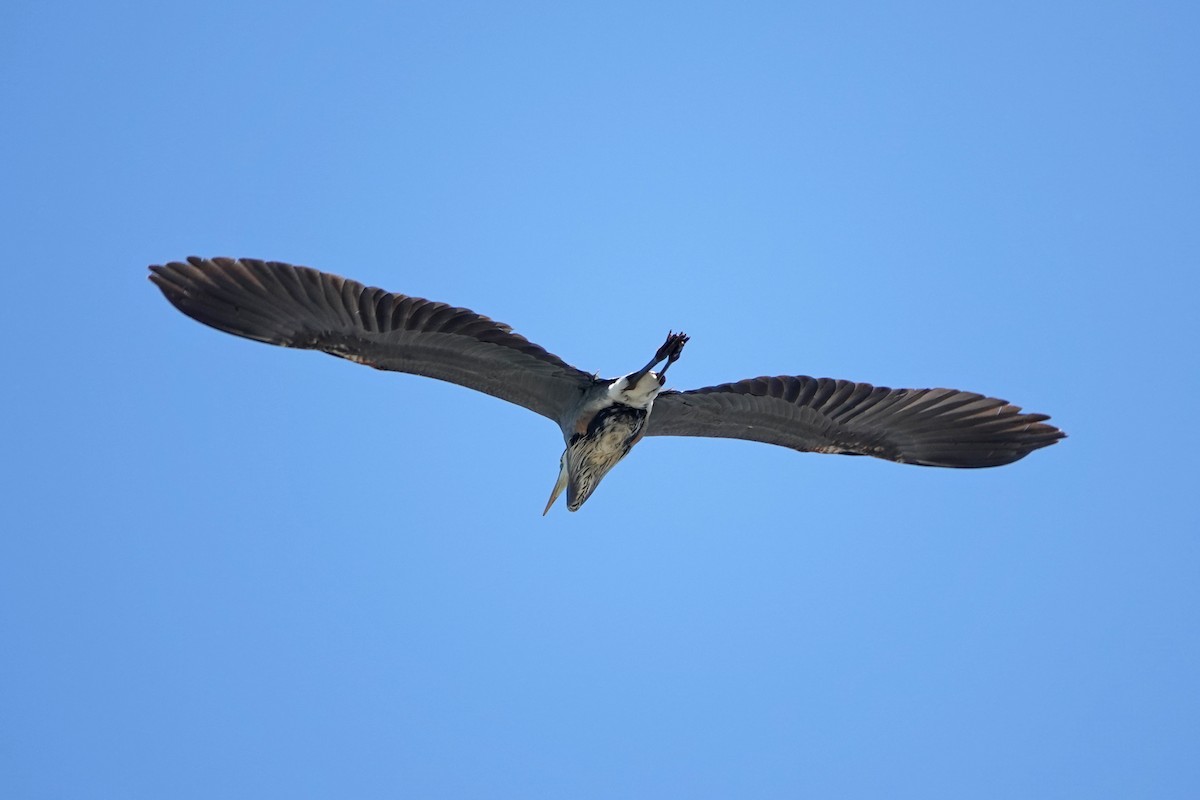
150,257 -> 595,424
645,375 -> 1064,467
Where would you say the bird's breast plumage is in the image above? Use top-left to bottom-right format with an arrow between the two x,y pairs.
564,402 -> 650,511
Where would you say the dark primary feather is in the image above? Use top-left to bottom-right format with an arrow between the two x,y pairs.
149,257 -> 595,424
645,376 -> 1064,467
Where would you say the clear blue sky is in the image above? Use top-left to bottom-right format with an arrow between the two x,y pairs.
3,2 -> 1197,797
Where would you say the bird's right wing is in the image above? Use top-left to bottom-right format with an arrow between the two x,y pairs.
645,375 -> 1064,467
149,257 -> 595,425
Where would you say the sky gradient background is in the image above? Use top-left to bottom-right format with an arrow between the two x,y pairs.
3,2 -> 1198,798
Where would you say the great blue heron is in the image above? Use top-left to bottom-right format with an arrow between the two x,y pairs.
150,257 -> 1065,513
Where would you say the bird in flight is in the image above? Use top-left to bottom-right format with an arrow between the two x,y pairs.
150,257 -> 1065,513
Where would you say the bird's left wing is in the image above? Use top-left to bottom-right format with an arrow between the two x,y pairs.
645,375 -> 1064,467
150,257 -> 595,425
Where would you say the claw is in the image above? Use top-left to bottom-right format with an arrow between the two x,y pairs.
655,331 -> 689,363
628,332 -> 690,390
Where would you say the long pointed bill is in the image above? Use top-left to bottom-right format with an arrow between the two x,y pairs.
543,467 -> 568,516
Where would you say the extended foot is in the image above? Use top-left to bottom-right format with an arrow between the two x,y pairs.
627,332 -> 691,389
655,331 -> 689,364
